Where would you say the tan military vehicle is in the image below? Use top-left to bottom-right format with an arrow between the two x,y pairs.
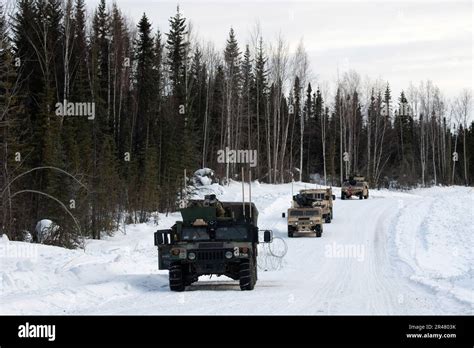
287,192 -> 324,238
298,188 -> 335,223
341,175 -> 369,200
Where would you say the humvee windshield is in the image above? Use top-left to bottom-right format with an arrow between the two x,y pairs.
182,227 -> 209,241
290,210 -> 320,216
301,193 -> 325,200
215,226 -> 249,240
344,180 -> 365,187
181,226 -> 250,241
303,210 -> 319,216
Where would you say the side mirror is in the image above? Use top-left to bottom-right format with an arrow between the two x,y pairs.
282,212 -> 286,218
156,233 -> 164,245
154,229 -> 171,245
332,195 -> 336,200
263,230 -> 272,243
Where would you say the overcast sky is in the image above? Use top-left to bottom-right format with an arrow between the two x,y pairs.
86,0 -> 472,100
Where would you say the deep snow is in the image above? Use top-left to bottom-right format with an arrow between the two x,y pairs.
0,182 -> 472,314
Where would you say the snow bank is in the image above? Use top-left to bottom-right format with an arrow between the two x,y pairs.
393,186 -> 474,307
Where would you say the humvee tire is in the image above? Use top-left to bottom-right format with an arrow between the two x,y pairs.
325,214 -> 331,223
341,192 -> 346,200
169,263 -> 185,292
359,194 -> 363,200
364,193 -> 369,199
239,259 -> 256,291
330,208 -> 334,219
184,274 -> 198,286
288,226 -> 294,238
315,225 -> 322,238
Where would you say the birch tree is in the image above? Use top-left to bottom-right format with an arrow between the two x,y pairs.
454,89 -> 472,186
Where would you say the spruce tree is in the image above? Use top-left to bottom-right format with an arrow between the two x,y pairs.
303,83 -> 312,178
289,76 -> 301,176
134,13 -> 155,163
241,45 -> 254,150
166,7 -> 188,100
0,4 -> 28,239
253,38 -> 268,179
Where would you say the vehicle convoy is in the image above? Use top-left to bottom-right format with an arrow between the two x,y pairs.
341,175 -> 369,200
287,190 -> 326,238
154,194 -> 272,291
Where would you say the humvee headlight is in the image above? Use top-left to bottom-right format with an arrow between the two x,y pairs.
188,252 -> 196,260
225,251 -> 233,259
171,248 -> 180,256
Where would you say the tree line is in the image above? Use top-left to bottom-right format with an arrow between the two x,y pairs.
0,0 -> 472,245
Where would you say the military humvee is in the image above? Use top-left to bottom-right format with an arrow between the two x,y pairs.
154,194 -> 272,291
298,188 -> 335,223
287,191 -> 324,238
341,175 -> 369,200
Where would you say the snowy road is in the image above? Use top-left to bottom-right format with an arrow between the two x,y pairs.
0,183 -> 472,314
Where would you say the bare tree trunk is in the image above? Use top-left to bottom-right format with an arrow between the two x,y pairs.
225,66 -> 233,184
291,40 -> 308,182
321,110 -> 327,186
202,76 -> 210,167
463,129 -> 468,185
372,101 -> 379,182
279,94 -> 290,183
266,99 -> 272,183
339,96 -> 344,184
289,105 -> 295,177
63,0 -> 74,103
300,105 -> 304,181
431,116 -> 437,185
420,116 -> 426,186
273,90 -> 278,183
374,112 -> 388,185
367,110 -> 371,180
451,133 -> 458,184
453,89 -> 471,186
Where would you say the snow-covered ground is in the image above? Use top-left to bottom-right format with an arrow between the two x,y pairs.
0,182 -> 472,314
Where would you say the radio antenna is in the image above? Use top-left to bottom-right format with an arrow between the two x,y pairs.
249,169 -> 252,219
183,168 -> 187,208
241,167 -> 246,218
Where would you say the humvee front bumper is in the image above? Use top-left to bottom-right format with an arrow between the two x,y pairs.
158,241 -> 254,271
189,250 -> 236,273
288,223 -> 321,234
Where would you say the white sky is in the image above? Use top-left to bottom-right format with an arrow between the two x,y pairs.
86,0 -> 472,100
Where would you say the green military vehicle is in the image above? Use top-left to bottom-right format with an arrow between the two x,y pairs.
287,191 -> 324,238
154,194 -> 272,291
341,175 -> 369,200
